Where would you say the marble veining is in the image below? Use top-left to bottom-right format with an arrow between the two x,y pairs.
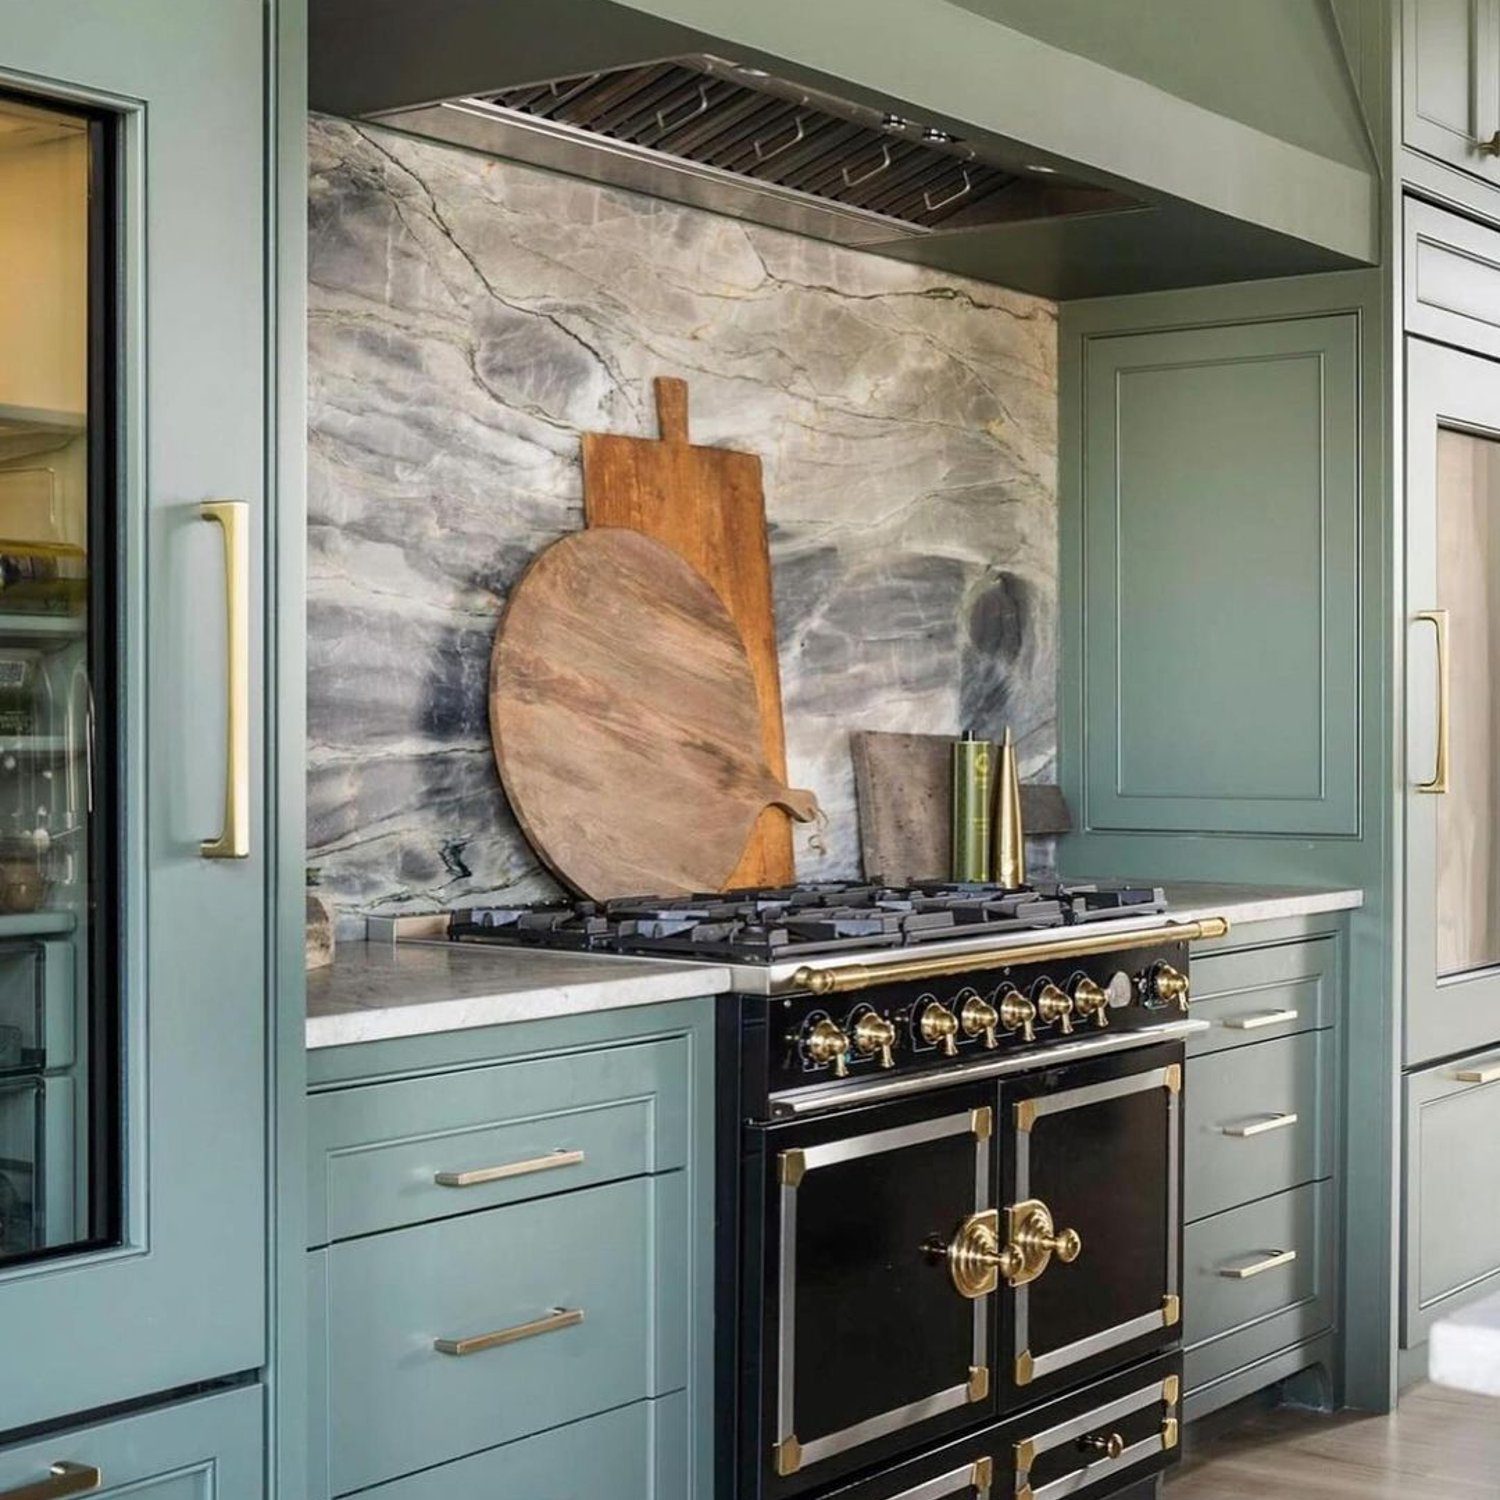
307,116 -> 1058,926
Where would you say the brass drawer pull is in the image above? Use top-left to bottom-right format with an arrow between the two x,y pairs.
1414,609 -> 1450,794
1220,1008 -> 1299,1031
1219,1248 -> 1297,1280
1455,1063 -> 1500,1085
434,1147 -> 584,1188
1220,1111 -> 1299,1138
0,1463 -> 102,1500
434,1305 -> 583,1356
199,500 -> 251,859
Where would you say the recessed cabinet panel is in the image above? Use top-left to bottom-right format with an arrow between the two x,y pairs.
1081,316 -> 1360,834
1403,0 -> 1500,186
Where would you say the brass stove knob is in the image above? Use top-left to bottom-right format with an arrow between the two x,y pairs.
853,1012 -> 897,1069
997,989 -> 1036,1043
920,1000 -> 961,1057
960,993 -> 1000,1049
1071,976 -> 1110,1029
1035,982 -> 1074,1035
1148,963 -> 1190,1013
805,1017 -> 851,1077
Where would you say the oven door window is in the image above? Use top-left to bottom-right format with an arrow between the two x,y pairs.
766,1090 -> 995,1488
1001,1046 -> 1180,1400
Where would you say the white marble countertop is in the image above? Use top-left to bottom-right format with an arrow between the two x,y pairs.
1430,1290 -> 1500,1397
1144,881 -> 1363,928
305,941 -> 732,1050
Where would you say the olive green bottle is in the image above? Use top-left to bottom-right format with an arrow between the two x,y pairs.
951,729 -> 992,883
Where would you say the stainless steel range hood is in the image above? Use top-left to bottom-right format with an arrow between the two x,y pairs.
376,55 -> 1140,249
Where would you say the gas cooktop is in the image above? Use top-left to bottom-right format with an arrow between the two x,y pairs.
449,879 -> 1168,964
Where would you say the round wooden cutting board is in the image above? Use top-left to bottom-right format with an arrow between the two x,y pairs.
489,527 -> 820,899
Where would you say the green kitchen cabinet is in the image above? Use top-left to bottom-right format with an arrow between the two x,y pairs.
1403,0 -> 1500,186
0,0 -> 303,1449
306,998 -> 716,1499
0,1386 -> 261,1500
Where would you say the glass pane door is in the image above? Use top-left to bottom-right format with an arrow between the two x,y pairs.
1434,428 -> 1500,978
0,91 -> 116,1265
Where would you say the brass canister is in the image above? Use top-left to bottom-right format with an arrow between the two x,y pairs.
951,730 -> 992,882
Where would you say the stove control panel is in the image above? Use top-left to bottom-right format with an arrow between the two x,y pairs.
768,940 -> 1193,1092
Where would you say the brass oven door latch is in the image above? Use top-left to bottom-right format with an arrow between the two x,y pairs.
939,1201 -> 1083,1298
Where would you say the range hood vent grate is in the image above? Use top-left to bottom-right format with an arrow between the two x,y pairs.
376,56 -> 1141,247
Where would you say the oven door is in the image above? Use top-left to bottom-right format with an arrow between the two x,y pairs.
997,1042 -> 1183,1406
747,1083 -> 998,1497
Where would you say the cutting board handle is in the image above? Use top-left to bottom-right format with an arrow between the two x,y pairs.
770,785 -> 822,824
654,376 -> 690,445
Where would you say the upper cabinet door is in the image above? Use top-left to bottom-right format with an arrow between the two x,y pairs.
0,1 -> 266,1430
1406,337 -> 1500,1066
1403,0 -> 1500,184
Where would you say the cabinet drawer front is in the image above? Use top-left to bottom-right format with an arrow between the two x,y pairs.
344,1394 -> 685,1500
308,1036 -> 687,1245
1187,938 -> 1336,1057
1183,1182 -> 1333,1393
1405,201 -> 1500,360
326,1174 -> 686,1494
1186,1031 -> 1330,1222
1403,1052 -> 1500,1342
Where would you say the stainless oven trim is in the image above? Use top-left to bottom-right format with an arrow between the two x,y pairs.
776,1107 -> 991,1474
1016,1375 -> 1174,1500
891,1459 -> 994,1500
766,1020 -> 1206,1119
1014,1067 -> 1180,1384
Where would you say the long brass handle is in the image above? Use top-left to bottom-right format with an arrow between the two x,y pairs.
1221,1008 -> 1299,1031
791,917 -> 1231,997
0,1464 -> 102,1500
434,1147 -> 584,1188
434,1305 -> 583,1356
1455,1063 -> 1500,1085
1415,609 -> 1450,794
200,501 -> 250,858
1220,1111 -> 1299,1138
1219,1248 -> 1297,1280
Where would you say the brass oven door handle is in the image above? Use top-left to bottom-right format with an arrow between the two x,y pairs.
1455,1062 -> 1500,1085
1220,1111 -> 1298,1138
434,1147 -> 584,1187
1219,1248 -> 1297,1280
1414,609 -> 1450,794
434,1305 -> 583,1356
0,1463 -> 102,1500
200,500 -> 250,858
1221,1008 -> 1298,1032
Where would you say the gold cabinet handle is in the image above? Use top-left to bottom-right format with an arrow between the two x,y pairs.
1414,609 -> 1450,794
1455,1063 -> 1500,1085
1221,1008 -> 1299,1031
434,1305 -> 583,1356
434,1147 -> 584,1188
0,1463 -> 102,1500
1219,1248 -> 1297,1280
1478,130 -> 1500,156
200,501 -> 250,858
1220,1111 -> 1299,1138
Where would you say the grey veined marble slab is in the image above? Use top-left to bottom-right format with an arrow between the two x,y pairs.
306,115 -> 1058,928
306,941 -> 733,1049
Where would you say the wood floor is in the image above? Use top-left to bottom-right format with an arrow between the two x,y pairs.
1166,1383 -> 1500,1498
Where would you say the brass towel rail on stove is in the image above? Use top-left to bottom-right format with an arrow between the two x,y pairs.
789,917 -> 1231,997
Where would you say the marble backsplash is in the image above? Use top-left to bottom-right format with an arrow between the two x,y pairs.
307,115 -> 1058,924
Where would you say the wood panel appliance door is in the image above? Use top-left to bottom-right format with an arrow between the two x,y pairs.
750,1085 -> 999,1499
0,1 -> 267,1429
1406,338 -> 1500,1066
997,1044 -> 1182,1407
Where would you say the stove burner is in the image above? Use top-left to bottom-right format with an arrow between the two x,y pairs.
450,880 -> 1167,963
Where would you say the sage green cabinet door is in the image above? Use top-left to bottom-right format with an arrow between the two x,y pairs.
1080,315 -> 1359,836
1403,0 -> 1500,184
0,1386 -> 261,1500
0,0 -> 267,1430
1405,339 -> 1500,1065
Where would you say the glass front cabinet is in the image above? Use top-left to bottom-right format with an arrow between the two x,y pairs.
0,0 -> 277,1487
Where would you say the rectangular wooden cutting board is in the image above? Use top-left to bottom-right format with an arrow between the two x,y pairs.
582,376 -> 794,888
